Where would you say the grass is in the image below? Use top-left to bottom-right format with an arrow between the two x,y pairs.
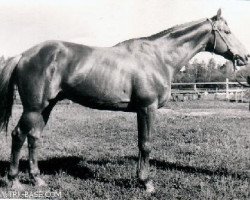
0,100 -> 249,199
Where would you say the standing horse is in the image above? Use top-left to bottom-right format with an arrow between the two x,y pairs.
0,9 -> 248,192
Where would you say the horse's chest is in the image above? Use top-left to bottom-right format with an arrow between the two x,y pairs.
133,76 -> 171,107
157,86 -> 171,107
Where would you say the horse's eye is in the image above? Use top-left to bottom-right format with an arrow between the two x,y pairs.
225,30 -> 231,34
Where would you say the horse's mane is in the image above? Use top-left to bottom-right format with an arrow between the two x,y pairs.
115,18 -> 206,46
142,24 -> 189,40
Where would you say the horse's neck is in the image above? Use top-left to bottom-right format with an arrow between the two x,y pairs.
153,19 -> 212,72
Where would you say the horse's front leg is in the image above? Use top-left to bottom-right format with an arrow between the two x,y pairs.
137,104 -> 156,193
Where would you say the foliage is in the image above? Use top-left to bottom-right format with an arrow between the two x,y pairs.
173,58 -> 238,89
174,58 -> 235,84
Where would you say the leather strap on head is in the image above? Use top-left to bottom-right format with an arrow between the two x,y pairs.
207,18 -> 217,54
207,18 -> 237,71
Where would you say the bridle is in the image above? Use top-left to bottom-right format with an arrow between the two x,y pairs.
207,18 -> 250,87
207,18 -> 237,69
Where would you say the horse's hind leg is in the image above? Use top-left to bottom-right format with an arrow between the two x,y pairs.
8,109 -> 51,188
27,101 -> 56,186
8,116 -> 28,190
8,111 -> 46,187
26,111 -> 46,186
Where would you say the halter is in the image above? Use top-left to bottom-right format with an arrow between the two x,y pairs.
207,18 -> 250,87
207,18 -> 238,71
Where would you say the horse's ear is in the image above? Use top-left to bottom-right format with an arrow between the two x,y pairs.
216,8 -> 222,19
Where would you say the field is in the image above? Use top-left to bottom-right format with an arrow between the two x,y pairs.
0,100 -> 249,199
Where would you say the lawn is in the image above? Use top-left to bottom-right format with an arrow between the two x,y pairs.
0,100 -> 249,199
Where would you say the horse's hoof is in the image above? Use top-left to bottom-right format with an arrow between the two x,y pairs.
32,177 -> 47,187
10,179 -> 24,190
145,180 -> 155,193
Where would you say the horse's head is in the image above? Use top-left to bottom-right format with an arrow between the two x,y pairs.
206,9 -> 249,66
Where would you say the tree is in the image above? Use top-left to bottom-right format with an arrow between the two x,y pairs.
220,61 -> 234,81
206,57 -> 217,82
196,60 -> 207,82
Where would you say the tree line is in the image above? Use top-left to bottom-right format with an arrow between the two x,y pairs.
173,57 -> 236,83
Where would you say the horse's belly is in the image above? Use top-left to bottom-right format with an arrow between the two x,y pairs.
80,97 -> 131,111
71,95 -> 131,111
65,81 -> 132,111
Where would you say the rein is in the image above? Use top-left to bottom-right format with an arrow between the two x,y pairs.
207,18 -> 217,55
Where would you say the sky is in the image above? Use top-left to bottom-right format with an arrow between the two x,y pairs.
0,0 -> 249,64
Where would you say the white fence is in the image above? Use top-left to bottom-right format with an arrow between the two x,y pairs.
171,79 -> 249,102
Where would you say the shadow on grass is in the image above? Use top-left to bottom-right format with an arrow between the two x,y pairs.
87,156 -> 249,180
39,156 -> 94,179
0,156 -> 94,187
149,157 -> 249,180
0,155 -> 248,188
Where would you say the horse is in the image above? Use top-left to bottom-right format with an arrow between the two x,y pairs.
0,9 -> 248,192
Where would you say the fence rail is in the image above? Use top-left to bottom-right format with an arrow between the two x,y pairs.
171,81 -> 247,86
171,78 -> 249,102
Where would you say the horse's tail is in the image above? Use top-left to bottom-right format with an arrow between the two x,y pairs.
0,55 -> 22,132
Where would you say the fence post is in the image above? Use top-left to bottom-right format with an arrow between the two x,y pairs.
215,87 -> 218,100
241,87 -> 244,102
226,78 -> 229,101
194,84 -> 197,92
235,91 -> 238,102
